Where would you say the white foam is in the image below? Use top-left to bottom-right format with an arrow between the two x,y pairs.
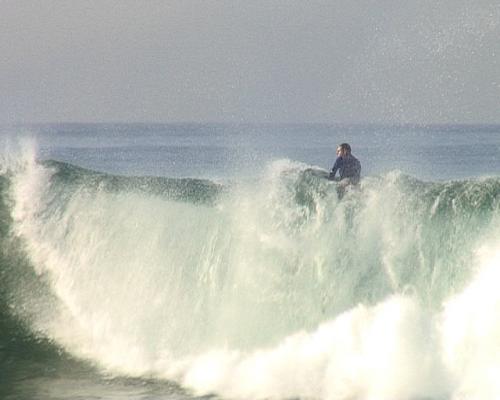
175,295 -> 449,400
441,234 -> 500,399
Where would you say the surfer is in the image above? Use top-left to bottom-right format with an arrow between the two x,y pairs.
329,143 -> 361,198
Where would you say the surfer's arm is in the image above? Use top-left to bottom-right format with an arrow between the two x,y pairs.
329,157 -> 342,180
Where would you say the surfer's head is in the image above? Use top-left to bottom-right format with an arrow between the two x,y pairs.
337,143 -> 351,156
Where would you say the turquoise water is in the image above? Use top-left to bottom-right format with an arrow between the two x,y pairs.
1,123 -> 499,400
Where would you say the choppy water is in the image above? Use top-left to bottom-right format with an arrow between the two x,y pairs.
1,123 -> 499,400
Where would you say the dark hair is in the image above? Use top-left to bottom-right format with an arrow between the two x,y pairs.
339,143 -> 351,154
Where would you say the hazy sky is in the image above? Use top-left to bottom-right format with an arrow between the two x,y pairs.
1,0 -> 499,124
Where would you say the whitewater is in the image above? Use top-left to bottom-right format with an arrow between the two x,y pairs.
1,125 -> 500,400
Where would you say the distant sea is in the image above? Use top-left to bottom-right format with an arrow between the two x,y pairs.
1,123 -> 499,400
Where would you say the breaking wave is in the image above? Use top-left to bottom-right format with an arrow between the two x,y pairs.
1,146 -> 499,399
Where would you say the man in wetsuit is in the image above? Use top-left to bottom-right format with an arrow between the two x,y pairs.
329,143 -> 361,197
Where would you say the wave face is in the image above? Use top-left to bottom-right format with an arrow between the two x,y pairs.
1,149 -> 500,400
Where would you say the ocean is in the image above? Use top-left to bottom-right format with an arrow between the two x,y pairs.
0,123 -> 499,400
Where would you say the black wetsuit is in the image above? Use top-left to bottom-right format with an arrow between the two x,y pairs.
329,154 -> 361,184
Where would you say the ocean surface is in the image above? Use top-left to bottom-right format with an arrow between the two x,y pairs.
0,123 -> 499,400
